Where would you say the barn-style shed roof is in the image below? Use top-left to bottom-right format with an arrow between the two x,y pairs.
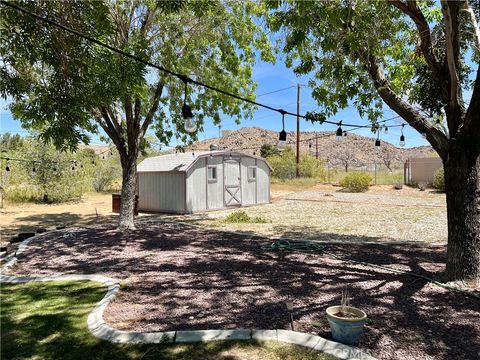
137,151 -> 272,173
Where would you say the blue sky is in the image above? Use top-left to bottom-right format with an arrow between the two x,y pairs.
0,56 -> 431,149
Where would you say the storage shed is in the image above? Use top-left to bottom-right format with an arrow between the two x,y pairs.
404,157 -> 443,185
137,151 -> 271,213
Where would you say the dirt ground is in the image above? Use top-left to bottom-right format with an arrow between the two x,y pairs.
8,221 -> 479,360
175,184 -> 448,244
1,185 -> 447,246
0,192 -> 116,245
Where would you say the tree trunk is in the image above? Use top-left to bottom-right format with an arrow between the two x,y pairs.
444,144 -> 480,286
118,157 -> 137,231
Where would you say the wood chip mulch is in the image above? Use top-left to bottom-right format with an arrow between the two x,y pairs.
9,222 -> 480,360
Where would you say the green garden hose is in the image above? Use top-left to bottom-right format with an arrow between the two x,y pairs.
262,239 -> 480,300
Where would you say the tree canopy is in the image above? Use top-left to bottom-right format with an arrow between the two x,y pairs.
266,0 -> 479,157
0,0 -> 274,151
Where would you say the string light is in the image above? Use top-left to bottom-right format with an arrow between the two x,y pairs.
181,77 -> 197,133
384,126 -> 388,134
5,158 -> 10,172
336,122 -> 343,141
399,124 -> 406,147
0,1 -> 411,134
375,129 -> 381,148
278,110 -> 287,149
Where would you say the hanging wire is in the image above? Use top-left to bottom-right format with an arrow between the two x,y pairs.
0,1 -> 412,131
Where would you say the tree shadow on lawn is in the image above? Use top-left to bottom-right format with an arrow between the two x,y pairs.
2,282 -> 308,360
10,222 -> 480,360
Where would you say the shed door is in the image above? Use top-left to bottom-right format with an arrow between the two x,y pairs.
224,158 -> 241,206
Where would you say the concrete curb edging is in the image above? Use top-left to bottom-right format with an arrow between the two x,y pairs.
0,230 -> 377,360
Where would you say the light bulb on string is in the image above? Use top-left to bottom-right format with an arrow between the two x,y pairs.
278,110 -> 287,149
336,122 -> 343,141
5,158 -> 10,172
375,129 -> 381,149
384,126 -> 388,134
343,130 -> 347,137
181,76 -> 197,133
399,124 -> 406,147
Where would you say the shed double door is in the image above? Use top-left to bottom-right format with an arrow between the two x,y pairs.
224,158 -> 242,206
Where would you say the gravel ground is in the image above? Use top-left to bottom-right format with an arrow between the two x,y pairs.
9,222 -> 479,360
182,187 -> 447,244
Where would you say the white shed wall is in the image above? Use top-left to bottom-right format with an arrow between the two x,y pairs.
256,160 -> 270,204
206,156 -> 224,210
138,172 -> 185,212
186,157 -> 207,212
241,157 -> 256,205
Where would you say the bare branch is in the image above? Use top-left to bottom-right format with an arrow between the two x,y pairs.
134,97 -> 141,123
97,106 -> 126,154
124,95 -> 139,158
366,55 -> 449,159
140,81 -> 164,138
463,2 -> 480,51
464,62 -> 480,134
390,1 -> 443,76
441,0 -> 465,130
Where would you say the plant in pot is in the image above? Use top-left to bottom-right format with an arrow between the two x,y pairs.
325,289 -> 367,346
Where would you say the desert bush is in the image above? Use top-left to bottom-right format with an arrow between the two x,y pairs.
299,154 -> 327,179
339,172 -> 372,192
224,210 -> 268,223
2,139 -> 92,203
267,147 -> 326,180
93,162 -> 121,192
433,168 -> 445,192
260,144 -> 280,158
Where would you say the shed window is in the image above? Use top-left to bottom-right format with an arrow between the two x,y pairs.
248,166 -> 257,181
208,166 -> 217,182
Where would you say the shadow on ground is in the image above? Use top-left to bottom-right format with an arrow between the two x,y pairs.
8,220 -> 480,360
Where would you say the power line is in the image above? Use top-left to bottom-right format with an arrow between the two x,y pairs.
257,85 -> 296,97
1,0 -> 409,131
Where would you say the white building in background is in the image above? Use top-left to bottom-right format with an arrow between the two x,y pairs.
137,151 -> 271,213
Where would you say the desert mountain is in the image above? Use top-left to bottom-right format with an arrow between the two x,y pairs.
185,127 -> 435,170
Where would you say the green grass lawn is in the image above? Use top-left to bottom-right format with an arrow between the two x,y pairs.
1,281 -> 337,360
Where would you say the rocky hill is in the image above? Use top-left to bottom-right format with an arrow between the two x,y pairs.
185,127 -> 435,170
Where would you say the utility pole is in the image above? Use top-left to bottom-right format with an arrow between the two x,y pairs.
296,83 -> 300,177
